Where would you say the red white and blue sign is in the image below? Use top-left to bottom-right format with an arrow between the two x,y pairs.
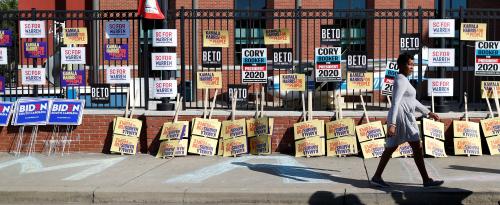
13,99 -> 51,125
0,29 -> 12,47
48,99 -> 85,125
104,44 -> 128,61
61,70 -> 86,86
24,42 -> 47,58
0,102 -> 14,126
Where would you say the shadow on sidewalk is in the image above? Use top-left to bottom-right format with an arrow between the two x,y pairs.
447,165 -> 500,174
309,191 -> 364,205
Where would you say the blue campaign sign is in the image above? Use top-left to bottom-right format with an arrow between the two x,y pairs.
0,102 -> 14,126
48,99 -> 85,125
13,99 -> 51,125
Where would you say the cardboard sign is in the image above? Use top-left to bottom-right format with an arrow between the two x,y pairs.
320,25 -> 341,45
392,142 -> 413,158
480,117 -> 500,137
156,139 -> 189,157
197,71 -> 222,89
315,47 -> 342,82
428,48 -> 455,67
153,80 -> 177,98
24,42 -> 47,58
424,137 -> 447,157
475,41 -> 500,76
454,137 -> 482,156
246,118 -> 256,137
13,99 -> 50,125
202,30 -> 228,47
110,134 -> 138,155
263,28 -> 290,45
249,135 -> 271,155
113,117 -> 142,138
192,118 -> 221,139
355,121 -> 385,142
381,61 -> 398,96
429,19 -> 455,38
105,21 -> 130,39
61,47 -> 86,64
63,28 -> 88,45
90,84 -> 110,104
202,47 -> 222,68
295,136 -> 325,157
0,47 -> 7,65
460,23 -> 487,41
0,76 -> 3,93
347,72 -> 373,90
21,68 -> 46,85
400,33 -> 420,54
486,136 -> 500,155
280,74 -> 305,92
152,29 -> 177,47
61,70 -> 85,86
151,52 -> 177,70
228,84 -> 248,103
480,81 -> 500,99
47,99 -> 85,125
326,137 -> 358,156
221,118 -> 246,139
427,78 -> 454,97
326,118 -> 355,139
0,102 -> 14,126
346,51 -> 368,72
160,121 -> 189,140
20,21 -> 46,38
223,136 -> 247,157
188,135 -> 218,156
255,117 -> 273,136
242,48 -> 267,83
453,120 -> 480,138
0,29 -> 12,46
104,44 -> 128,61
294,119 -> 325,140
272,48 -> 293,69
106,66 -> 130,84
422,118 -> 445,140
360,138 -> 386,159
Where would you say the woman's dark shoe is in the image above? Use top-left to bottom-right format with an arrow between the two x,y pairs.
423,178 -> 444,188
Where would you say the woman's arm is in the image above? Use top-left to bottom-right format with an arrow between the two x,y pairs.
414,98 -> 431,115
387,76 -> 406,125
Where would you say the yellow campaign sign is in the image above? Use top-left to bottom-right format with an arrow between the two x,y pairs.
156,140 -> 179,158
263,28 -> 290,45
110,134 -> 138,155
460,23 -> 487,41
486,136 -> 500,155
355,121 -> 385,142
424,137 -> 447,158
391,142 -> 413,158
326,118 -> 355,139
360,138 -> 386,159
480,117 -> 500,137
217,139 -> 224,156
481,81 -> 500,99
188,135 -> 218,156
280,74 -> 305,92
113,117 -> 142,138
160,121 -> 189,140
246,118 -> 256,137
255,117 -> 271,136
347,72 -> 373,90
293,119 -> 325,140
249,135 -> 272,155
295,136 -> 325,157
197,71 -> 222,89
192,118 -> 221,139
203,30 -> 229,48
221,118 -> 247,139
326,137 -> 358,157
63,27 -> 88,45
454,137 -> 482,156
453,120 -> 480,138
223,136 -> 248,157
422,118 -> 445,140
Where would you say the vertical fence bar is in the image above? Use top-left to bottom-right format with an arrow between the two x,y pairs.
180,8 -> 186,110
418,7 -> 423,100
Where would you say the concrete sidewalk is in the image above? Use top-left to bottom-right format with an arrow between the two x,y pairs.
0,153 -> 498,205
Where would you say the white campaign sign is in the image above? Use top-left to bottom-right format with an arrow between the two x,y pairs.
0,47 -> 7,65
152,29 -> 177,47
153,80 -> 177,98
61,47 -> 86,64
429,19 -> 455,38
105,21 -> 130,39
21,67 -> 46,85
428,48 -> 455,67
475,41 -> 500,76
151,53 -> 177,70
106,66 -> 130,84
241,48 -> 267,83
20,21 -> 46,38
428,78 -> 453,97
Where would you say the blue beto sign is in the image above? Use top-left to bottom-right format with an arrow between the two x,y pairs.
14,99 -> 50,125
0,102 -> 14,126
48,99 -> 85,125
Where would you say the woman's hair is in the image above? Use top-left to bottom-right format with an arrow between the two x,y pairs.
397,53 -> 414,74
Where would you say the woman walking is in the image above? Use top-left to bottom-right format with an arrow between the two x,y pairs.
370,53 -> 444,188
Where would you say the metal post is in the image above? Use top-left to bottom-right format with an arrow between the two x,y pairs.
295,0 -> 302,73
400,0 -> 407,34
458,7 -> 464,106
31,8 -> 38,97
418,7 -> 423,98
191,0 -> 198,103
92,0 -> 99,85
141,17 -> 150,110
156,0 -> 174,110
435,0 -> 449,112
180,7 -> 186,110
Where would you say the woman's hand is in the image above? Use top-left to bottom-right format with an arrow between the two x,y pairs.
387,125 -> 396,137
428,112 -> 440,121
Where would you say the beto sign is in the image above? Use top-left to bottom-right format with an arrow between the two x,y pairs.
400,34 -> 420,54
202,47 -> 222,68
91,84 -> 110,104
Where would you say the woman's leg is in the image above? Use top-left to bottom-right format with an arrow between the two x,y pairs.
408,141 -> 430,182
372,145 -> 398,179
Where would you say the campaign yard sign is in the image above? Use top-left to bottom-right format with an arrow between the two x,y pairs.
203,30 -> 229,48
423,118 -> 445,140
13,98 -> 50,125
249,135 -> 272,155
293,119 -> 325,140
480,117 -> 500,138
360,138 -> 386,159
400,34 -> 420,54
152,53 -> 177,70
153,80 -> 177,98
326,136 -> 358,157
110,135 -> 138,155
272,48 -> 293,69
486,136 -> 500,155
429,19 -> 455,38
315,47 -> 342,82
454,137 -> 482,156
279,74 -> 305,92
453,120 -> 480,138
106,66 -> 130,84
61,70 -> 86,86
228,84 -> 248,103
105,21 -> 130,39
428,48 -> 455,67
0,29 -> 12,46
346,51 -> 368,72
48,99 -> 85,125
24,42 -> 47,58
355,121 -> 385,142
21,68 -> 46,85
263,28 -> 290,45
90,84 -> 110,104
475,41 -> 500,76
326,118 -> 355,139
0,102 -> 14,126
424,137 -> 447,157
0,47 -> 7,65
20,21 -> 46,38
295,136 -> 325,157
63,28 -> 88,45
381,61 -> 399,96
104,44 -> 128,61
241,48 -> 267,83
61,47 -> 86,64
202,47 -> 222,68
197,71 -> 222,89
320,25 -> 341,46
0,76 -> 4,93
152,29 -> 177,47
461,23 -> 487,41
427,78 -> 453,97
481,81 -> 500,99
347,72 -> 373,90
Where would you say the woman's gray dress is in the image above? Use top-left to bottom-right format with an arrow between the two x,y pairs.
386,74 -> 431,148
